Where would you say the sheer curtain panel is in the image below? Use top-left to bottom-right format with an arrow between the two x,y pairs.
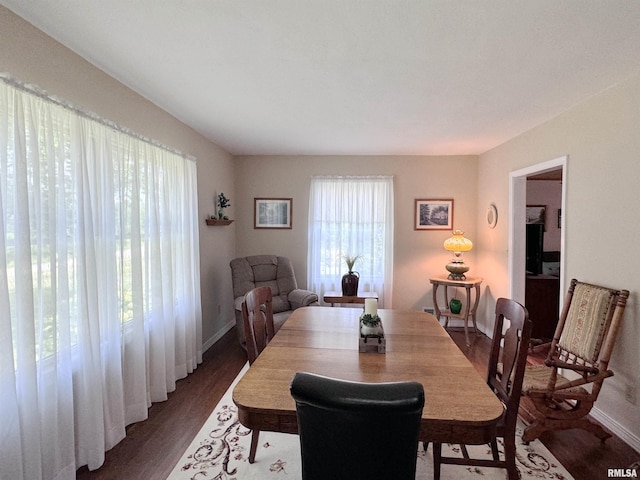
0,77 -> 202,479
307,176 -> 394,306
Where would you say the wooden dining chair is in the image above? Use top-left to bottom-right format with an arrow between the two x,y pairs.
520,279 -> 629,443
290,372 -> 425,480
241,286 -> 275,462
432,298 -> 532,480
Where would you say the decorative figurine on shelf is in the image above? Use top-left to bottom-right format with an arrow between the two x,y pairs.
217,192 -> 231,219
342,254 -> 361,296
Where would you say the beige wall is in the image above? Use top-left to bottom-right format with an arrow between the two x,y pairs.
477,70 -> 640,446
234,155 -> 478,311
0,6 -> 237,347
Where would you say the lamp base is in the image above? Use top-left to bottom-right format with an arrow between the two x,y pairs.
445,260 -> 469,280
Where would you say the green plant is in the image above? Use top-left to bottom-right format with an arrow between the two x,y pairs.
360,313 -> 381,327
217,192 -> 231,209
343,254 -> 362,272
217,193 -> 231,219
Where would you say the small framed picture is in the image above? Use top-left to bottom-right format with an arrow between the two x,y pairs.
414,199 -> 454,230
526,205 -> 546,225
254,198 -> 292,229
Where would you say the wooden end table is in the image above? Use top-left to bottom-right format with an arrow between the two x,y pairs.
429,275 -> 483,346
323,291 -> 378,307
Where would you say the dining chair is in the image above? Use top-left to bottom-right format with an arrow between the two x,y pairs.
290,372 -> 425,480
432,297 -> 532,480
241,286 -> 275,462
520,278 -> 629,443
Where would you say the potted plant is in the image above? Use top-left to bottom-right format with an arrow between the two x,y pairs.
217,192 -> 231,219
341,254 -> 361,296
360,312 -> 383,336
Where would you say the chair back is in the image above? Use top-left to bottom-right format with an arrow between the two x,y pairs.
290,372 -> 424,480
487,298 -> 532,428
242,286 -> 275,364
553,279 -> 629,370
231,255 -> 298,313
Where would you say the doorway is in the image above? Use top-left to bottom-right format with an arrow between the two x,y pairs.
509,156 -> 567,305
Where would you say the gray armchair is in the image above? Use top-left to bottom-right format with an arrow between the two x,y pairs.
230,255 -> 318,347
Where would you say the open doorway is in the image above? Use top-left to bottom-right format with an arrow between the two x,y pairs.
509,156 -> 567,310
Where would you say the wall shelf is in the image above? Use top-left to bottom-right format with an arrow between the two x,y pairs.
205,219 -> 234,226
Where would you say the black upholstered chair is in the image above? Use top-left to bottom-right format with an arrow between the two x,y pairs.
290,372 -> 424,480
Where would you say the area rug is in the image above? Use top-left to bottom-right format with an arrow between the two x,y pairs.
167,363 -> 573,480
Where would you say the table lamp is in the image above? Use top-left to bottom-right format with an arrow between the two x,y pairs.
443,230 -> 473,280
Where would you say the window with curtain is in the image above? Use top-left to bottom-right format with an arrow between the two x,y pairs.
0,77 -> 202,479
307,175 -> 394,306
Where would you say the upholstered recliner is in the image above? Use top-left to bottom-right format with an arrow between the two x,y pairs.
230,255 -> 318,347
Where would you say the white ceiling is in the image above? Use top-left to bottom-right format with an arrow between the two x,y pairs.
3,1 -> 640,156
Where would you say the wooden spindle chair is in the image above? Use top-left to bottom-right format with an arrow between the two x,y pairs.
241,286 -> 275,462
520,278 -> 629,443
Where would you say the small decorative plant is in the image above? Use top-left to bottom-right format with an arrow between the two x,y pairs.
360,313 -> 381,327
343,254 -> 362,273
217,193 -> 231,219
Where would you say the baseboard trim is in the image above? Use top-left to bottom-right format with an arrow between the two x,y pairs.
202,319 -> 236,353
591,406 -> 640,453
440,318 -> 492,337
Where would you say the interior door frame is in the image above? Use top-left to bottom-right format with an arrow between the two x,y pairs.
508,155 -> 568,304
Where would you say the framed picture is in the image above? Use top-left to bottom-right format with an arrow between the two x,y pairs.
414,199 -> 454,230
557,208 -> 562,228
254,198 -> 292,229
526,205 -> 546,225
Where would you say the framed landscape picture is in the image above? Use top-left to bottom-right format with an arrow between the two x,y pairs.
414,199 -> 454,230
254,198 -> 292,229
526,205 -> 546,225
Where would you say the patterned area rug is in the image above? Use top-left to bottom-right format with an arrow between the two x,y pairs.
167,363 -> 573,480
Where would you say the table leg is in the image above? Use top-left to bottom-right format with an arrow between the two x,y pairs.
443,286 -> 451,328
463,286 -> 471,346
432,283 -> 442,325
470,284 -> 481,338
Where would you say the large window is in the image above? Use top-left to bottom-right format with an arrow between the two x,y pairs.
0,77 -> 202,479
307,176 -> 394,306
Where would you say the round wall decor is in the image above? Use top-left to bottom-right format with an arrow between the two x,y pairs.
487,204 -> 498,229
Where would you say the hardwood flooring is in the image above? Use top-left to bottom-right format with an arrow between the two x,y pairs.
76,325 -> 639,479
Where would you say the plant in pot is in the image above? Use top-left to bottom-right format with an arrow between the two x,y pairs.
341,254 -> 362,296
360,312 -> 382,336
217,192 -> 231,219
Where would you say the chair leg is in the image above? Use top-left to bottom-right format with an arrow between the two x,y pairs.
249,430 -> 260,464
490,438 -> 500,462
503,436 -> 519,480
433,443 -> 442,480
460,444 -> 470,459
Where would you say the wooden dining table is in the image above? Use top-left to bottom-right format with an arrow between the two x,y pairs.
232,306 -> 504,444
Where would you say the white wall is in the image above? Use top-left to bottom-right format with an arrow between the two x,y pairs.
0,6 -> 237,347
477,70 -> 640,449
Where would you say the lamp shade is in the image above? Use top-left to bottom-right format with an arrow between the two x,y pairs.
443,230 -> 473,253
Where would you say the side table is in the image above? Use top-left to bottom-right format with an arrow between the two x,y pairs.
323,291 -> 378,307
429,275 -> 483,346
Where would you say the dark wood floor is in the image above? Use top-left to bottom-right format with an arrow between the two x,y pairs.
76,326 -> 639,479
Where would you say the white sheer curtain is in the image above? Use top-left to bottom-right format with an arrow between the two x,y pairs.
307,176 -> 394,306
0,78 -> 202,479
